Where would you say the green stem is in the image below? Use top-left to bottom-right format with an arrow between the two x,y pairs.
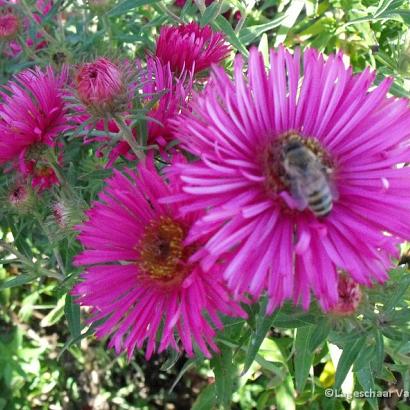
34,212 -> 66,278
156,3 -> 184,23
113,115 -> 145,162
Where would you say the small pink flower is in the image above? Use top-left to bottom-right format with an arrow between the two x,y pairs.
0,66 -> 68,190
155,22 -> 230,75
330,275 -> 362,316
72,159 -> 246,359
75,58 -> 129,116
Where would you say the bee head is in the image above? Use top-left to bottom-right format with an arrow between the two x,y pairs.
282,138 -> 304,156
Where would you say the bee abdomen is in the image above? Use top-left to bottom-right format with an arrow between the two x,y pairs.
307,189 -> 333,217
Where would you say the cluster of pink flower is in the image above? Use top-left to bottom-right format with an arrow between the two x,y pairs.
0,0 -> 52,57
1,17 -> 410,360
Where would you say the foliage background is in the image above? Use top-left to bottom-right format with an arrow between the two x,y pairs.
1,0 -> 410,409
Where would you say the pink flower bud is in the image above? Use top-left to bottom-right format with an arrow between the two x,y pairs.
0,6 -> 19,40
330,275 -> 362,316
75,58 -> 129,116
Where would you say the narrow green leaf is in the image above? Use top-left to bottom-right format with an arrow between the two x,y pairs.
356,366 -> 378,410
58,323 -> 96,360
274,0 -> 305,46
107,0 -> 159,17
334,337 -> 365,389
242,307 -> 277,375
239,15 -> 285,45
294,326 -> 315,392
64,294 -> 81,342
0,274 -> 35,290
210,345 -> 235,408
192,384 -> 217,410
160,348 -> 181,371
213,15 -> 248,56
373,330 -> 385,375
309,320 -> 330,351
200,2 -> 221,26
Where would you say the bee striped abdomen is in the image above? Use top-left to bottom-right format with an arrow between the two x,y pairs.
307,185 -> 333,217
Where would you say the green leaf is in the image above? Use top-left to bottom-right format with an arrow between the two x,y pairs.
274,0 -> 305,46
210,345 -> 235,408
64,294 -> 81,342
356,366 -> 378,410
107,0 -> 159,17
372,330 -> 385,375
275,373 -> 296,410
294,326 -> 315,392
272,311 -> 318,328
0,274 -> 35,290
242,308 -> 277,375
213,15 -> 248,56
334,337 -> 365,389
309,320 -> 330,351
200,2 -> 221,26
239,15 -> 286,45
192,384 -> 217,410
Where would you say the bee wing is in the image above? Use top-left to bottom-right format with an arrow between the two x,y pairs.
287,177 -> 309,211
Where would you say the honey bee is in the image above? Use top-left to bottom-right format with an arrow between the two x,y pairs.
281,136 -> 334,217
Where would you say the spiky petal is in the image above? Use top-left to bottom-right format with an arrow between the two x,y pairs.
155,22 -> 230,75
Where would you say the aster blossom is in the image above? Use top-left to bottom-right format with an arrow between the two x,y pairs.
168,46 -> 410,312
155,22 -> 230,75
0,66 -> 68,190
73,159 -> 246,359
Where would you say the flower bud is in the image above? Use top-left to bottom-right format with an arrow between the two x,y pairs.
0,5 -> 19,41
330,275 -> 362,316
75,58 -> 129,117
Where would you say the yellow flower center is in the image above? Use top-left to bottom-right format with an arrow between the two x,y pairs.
136,216 -> 192,282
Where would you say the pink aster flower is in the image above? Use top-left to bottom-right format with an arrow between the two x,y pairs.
72,159 -> 246,359
168,46 -> 410,312
0,66 -> 68,190
155,22 -> 230,75
75,57 -> 130,117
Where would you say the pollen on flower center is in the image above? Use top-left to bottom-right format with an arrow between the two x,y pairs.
262,132 -> 334,196
136,216 -> 191,282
